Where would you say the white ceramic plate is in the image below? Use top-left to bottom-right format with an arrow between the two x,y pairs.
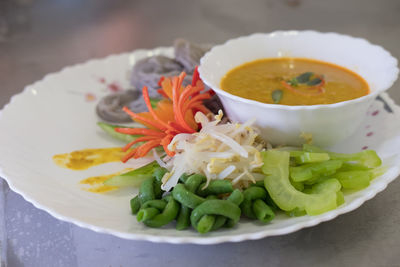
0,47 -> 399,244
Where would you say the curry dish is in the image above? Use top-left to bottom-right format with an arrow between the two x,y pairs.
220,58 -> 369,105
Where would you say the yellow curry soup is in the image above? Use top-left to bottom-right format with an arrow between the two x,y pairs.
220,58 -> 369,106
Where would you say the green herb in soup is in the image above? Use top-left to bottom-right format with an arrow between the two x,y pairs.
220,58 -> 370,105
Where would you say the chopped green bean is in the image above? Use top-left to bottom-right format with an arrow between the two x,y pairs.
138,177 -> 155,205
190,199 -> 241,233
241,187 -> 267,219
176,205 -> 191,231
137,208 -> 159,222
211,216 -> 227,231
130,196 -> 141,214
137,199 -> 167,222
185,174 -> 206,192
153,167 -> 168,182
141,199 -> 167,210
172,184 -> 205,209
227,189 -> 244,206
253,199 -> 275,223
196,215 -> 215,234
240,186 -> 275,223
142,196 -> 180,228
179,173 -> 192,183
197,180 -> 233,196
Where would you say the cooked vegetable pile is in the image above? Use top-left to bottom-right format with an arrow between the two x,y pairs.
103,142 -> 382,233
95,65 -> 383,234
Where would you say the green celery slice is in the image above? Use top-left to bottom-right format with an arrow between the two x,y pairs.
104,161 -> 160,187
289,151 -> 330,164
336,191 -> 345,206
339,162 -> 371,172
302,144 -> 381,168
97,122 -> 139,143
290,160 -> 343,182
334,171 -> 371,190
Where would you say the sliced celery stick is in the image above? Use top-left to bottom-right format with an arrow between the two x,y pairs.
104,161 -> 160,187
289,151 -> 330,164
302,144 -> 381,169
97,122 -> 138,143
334,171 -> 371,190
290,160 -> 343,182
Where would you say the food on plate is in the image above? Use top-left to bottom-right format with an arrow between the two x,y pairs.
96,90 -> 147,123
53,36 -> 388,234
96,39 -> 215,123
220,58 -> 369,105
104,143 -> 381,233
95,69 -> 383,234
114,67 -> 213,162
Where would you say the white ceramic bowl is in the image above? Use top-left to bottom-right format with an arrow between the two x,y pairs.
199,31 -> 399,146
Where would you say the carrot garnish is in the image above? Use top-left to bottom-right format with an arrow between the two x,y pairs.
122,106 -> 163,130
121,148 -> 139,163
122,136 -> 161,152
134,139 -> 162,159
157,88 -> 169,98
191,104 -> 211,115
142,86 -> 176,132
115,128 -> 166,136
158,76 -> 165,87
161,135 -> 175,157
116,67 -> 213,162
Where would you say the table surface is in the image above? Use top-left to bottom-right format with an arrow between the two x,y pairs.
1,0 -> 400,266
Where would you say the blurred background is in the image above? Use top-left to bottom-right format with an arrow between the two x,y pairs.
1,0 -> 399,108
0,0 -> 400,266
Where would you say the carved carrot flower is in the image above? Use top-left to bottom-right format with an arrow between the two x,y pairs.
116,67 -> 213,162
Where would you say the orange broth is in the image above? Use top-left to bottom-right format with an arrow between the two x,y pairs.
220,58 -> 369,105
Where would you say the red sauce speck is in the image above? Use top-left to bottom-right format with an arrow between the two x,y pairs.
362,146 -> 368,150
99,78 -> 106,84
108,82 -> 122,92
85,93 -> 96,102
366,132 -> 373,137
371,110 -> 379,116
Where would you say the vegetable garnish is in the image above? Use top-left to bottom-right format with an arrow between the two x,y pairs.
160,110 -> 265,192
115,67 -> 213,162
271,89 -> 283,104
282,72 -> 326,96
112,144 -> 383,233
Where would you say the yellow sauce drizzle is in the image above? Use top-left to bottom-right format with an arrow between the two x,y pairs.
53,147 -> 124,170
80,169 -> 132,193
